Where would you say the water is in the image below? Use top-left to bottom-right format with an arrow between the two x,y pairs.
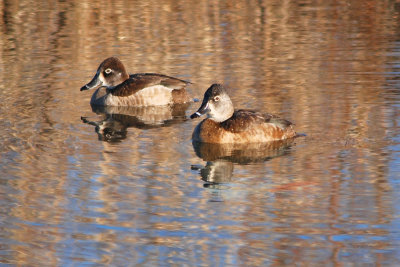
0,0 -> 399,266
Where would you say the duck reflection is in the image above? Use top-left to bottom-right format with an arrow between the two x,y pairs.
192,139 -> 295,186
197,160 -> 234,189
81,103 -> 190,142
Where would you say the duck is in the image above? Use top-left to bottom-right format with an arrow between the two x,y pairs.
190,84 -> 297,143
80,57 -> 191,106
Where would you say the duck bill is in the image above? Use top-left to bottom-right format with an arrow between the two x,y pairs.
80,73 -> 102,91
190,102 -> 210,119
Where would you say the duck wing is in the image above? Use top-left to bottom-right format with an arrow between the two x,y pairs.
111,73 -> 191,97
222,109 -> 293,133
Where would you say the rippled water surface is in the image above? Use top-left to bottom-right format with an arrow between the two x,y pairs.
1,0 -> 400,266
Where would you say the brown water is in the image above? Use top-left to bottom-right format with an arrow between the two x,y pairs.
1,0 -> 400,266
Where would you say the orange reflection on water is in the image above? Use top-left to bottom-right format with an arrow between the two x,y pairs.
0,0 -> 399,266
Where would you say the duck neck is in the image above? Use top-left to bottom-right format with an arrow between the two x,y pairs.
209,104 -> 234,123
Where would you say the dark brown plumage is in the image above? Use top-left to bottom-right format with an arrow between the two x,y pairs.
110,73 -> 190,97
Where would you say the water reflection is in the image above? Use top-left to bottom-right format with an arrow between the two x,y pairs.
192,139 -> 295,186
81,103 -> 190,142
0,0 -> 399,266
198,160 -> 234,186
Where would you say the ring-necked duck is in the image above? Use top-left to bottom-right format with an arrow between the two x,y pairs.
80,57 -> 191,106
190,84 -> 297,143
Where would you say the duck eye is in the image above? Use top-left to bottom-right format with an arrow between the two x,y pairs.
214,96 -> 220,102
104,68 -> 112,74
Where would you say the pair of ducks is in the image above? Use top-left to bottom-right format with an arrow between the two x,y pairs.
80,57 -> 297,143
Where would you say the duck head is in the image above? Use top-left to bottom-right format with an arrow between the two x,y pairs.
190,84 -> 234,122
80,57 -> 130,91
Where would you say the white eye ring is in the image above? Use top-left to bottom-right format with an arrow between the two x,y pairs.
105,68 -> 112,74
214,96 -> 220,102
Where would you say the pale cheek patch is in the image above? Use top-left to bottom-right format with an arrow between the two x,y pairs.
99,73 -> 108,86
